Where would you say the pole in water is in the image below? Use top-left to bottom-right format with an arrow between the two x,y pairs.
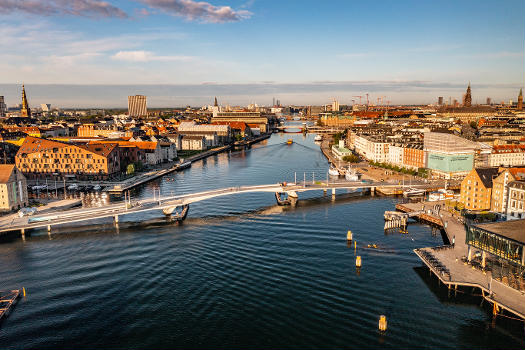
22,287 -> 26,297
379,315 -> 387,332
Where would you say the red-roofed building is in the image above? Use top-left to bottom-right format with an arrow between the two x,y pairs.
489,145 -> 525,167
0,164 -> 28,211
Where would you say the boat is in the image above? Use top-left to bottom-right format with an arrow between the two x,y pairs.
287,139 -> 293,145
92,185 -> 102,191
403,188 -> 426,197
345,167 -> 361,181
314,135 -> 322,141
428,188 -> 455,201
67,184 -> 79,190
328,165 -> 340,177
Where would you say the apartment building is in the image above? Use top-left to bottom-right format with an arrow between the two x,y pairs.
460,167 -> 499,210
489,145 -> 525,167
0,164 -> 28,211
506,181 -> 525,219
403,144 -> 426,170
491,167 -> 525,214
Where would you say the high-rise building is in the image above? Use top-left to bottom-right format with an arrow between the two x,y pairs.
518,88 -> 523,110
331,99 -> 339,112
128,95 -> 147,117
41,103 -> 51,112
486,97 -> 492,105
438,96 -> 443,105
0,96 -> 6,117
463,83 -> 472,107
20,84 -> 31,117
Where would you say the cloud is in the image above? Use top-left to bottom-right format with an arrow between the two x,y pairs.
0,0 -> 127,18
140,0 -> 252,22
111,50 -> 194,62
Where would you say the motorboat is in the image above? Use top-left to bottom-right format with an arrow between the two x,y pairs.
345,167 -> 361,181
67,184 -> 79,190
428,189 -> 455,201
92,184 -> 102,191
287,139 -> 293,145
314,135 -> 322,141
403,188 -> 425,197
328,166 -> 340,177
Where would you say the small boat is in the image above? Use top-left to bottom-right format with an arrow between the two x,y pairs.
287,139 -> 293,145
314,135 -> 322,141
345,167 -> 360,181
328,166 -> 340,177
403,188 -> 425,197
92,185 -> 102,191
428,188 -> 455,201
67,184 -> 79,190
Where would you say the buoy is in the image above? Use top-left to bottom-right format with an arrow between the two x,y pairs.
379,315 -> 387,331
22,287 -> 26,297
354,240 -> 357,249
347,230 -> 353,241
356,256 -> 362,268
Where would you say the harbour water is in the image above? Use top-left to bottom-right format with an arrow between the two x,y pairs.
0,133 -> 523,349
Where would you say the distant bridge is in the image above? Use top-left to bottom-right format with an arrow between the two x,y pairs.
2,181 -> 435,236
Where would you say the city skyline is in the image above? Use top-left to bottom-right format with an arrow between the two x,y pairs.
0,0 -> 524,106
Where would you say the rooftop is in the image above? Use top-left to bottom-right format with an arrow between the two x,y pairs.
474,219 -> 525,245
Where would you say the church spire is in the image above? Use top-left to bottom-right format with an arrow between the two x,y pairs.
20,84 -> 31,117
463,82 -> 472,107
518,88 -> 523,110
214,96 -> 218,107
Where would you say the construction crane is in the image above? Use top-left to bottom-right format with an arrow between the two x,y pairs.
352,95 -> 363,105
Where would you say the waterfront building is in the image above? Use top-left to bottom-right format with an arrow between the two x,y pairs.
211,111 -> 269,133
465,219 -> 525,268
181,135 -> 206,151
0,164 -> 28,211
491,168 -> 525,214
15,136 -> 121,180
331,140 -> 352,160
353,134 -> 389,163
177,121 -> 229,145
506,181 -> 525,219
128,95 -> 147,117
460,167 -> 499,210
20,85 -> 31,117
424,132 -> 478,179
489,145 -> 525,167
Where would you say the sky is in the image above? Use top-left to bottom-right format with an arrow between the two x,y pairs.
0,0 -> 524,108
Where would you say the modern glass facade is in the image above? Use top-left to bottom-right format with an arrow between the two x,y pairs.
466,224 -> 525,266
427,153 -> 474,173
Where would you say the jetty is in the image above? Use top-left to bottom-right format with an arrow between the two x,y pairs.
0,290 -> 20,323
400,200 -> 525,321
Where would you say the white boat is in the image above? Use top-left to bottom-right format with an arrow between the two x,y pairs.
328,166 -> 340,177
345,167 -> 360,181
428,189 -> 455,201
67,184 -> 79,190
314,135 -> 322,141
92,185 -> 102,191
403,188 -> 425,197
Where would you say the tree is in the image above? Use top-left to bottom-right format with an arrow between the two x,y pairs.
343,155 -> 360,163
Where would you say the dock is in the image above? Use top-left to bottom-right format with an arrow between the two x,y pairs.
401,200 -> 525,321
0,290 -> 20,323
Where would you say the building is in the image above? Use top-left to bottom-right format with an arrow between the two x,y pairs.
506,181 -> 525,219
177,122 -> 229,146
489,145 -> 525,167
424,132 -> 477,179
460,167 -> 499,210
211,111 -> 269,133
181,135 -> 206,151
403,144 -> 425,170
438,96 -> 443,105
518,88 -> 523,110
128,95 -> 147,117
331,140 -> 352,160
41,104 -> 51,112
20,84 -> 31,117
0,96 -> 6,117
353,135 -> 389,163
15,136 -> 121,180
491,168 -> 525,214
387,144 -> 404,166
0,164 -> 28,211
465,219 -> 525,268
463,83 -> 472,107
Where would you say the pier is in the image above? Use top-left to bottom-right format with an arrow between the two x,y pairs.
0,290 -> 20,323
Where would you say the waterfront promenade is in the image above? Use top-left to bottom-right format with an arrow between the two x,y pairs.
398,201 -> 525,320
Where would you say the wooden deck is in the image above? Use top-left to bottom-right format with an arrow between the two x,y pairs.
0,290 -> 20,323
407,200 -> 525,321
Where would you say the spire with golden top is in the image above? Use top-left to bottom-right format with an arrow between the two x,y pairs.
20,84 -> 31,117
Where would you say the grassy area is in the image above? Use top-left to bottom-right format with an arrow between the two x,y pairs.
178,150 -> 205,157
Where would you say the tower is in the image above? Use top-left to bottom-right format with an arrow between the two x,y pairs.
463,83 -> 472,107
20,84 -> 31,117
518,88 -> 523,110
127,95 -> 147,117
214,96 -> 218,107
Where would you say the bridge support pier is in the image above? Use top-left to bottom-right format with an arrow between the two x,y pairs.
114,214 -> 119,224
47,225 -> 51,233
371,187 -> 375,196
332,188 -> 336,196
21,228 -> 25,240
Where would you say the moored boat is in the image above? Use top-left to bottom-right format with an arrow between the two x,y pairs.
403,188 -> 425,197
328,165 -> 340,177
314,135 -> 322,141
287,139 -> 293,145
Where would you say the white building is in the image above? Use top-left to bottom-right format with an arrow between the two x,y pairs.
506,181 -> 525,219
332,140 -> 352,160
489,145 -> 525,167
387,144 -> 404,166
353,135 -> 389,163
181,136 -> 206,151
